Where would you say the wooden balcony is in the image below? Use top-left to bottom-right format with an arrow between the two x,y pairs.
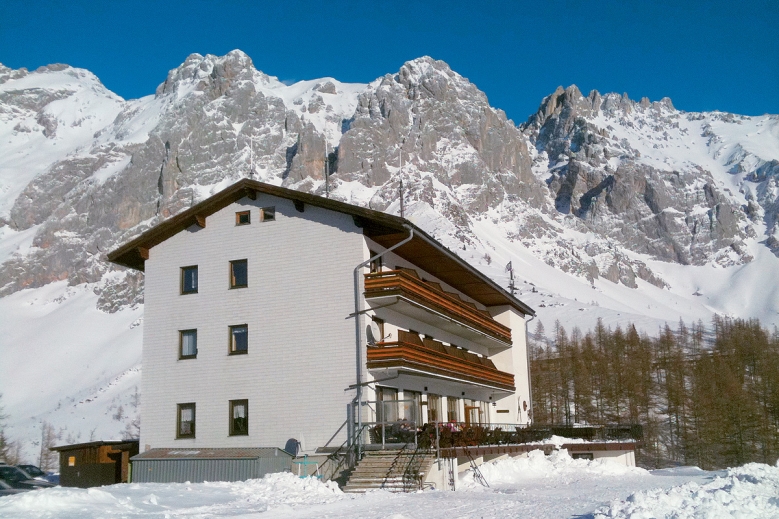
364,269 -> 512,349
366,334 -> 515,392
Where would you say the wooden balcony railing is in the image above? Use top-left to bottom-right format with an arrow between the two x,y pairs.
366,337 -> 515,391
364,269 -> 512,345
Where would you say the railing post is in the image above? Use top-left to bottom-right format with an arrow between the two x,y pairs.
435,421 -> 441,470
346,402 -> 352,447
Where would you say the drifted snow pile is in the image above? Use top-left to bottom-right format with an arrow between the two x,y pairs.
593,461 -> 779,519
0,472 -> 348,519
459,448 -> 648,488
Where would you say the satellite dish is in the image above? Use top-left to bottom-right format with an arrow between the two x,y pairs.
367,321 -> 381,345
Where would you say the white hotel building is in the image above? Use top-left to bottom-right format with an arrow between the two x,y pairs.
109,179 -> 535,457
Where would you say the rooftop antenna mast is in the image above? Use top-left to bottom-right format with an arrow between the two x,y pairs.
248,135 -> 255,179
506,261 -> 516,295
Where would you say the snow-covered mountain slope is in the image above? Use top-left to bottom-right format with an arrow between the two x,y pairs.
0,51 -> 777,461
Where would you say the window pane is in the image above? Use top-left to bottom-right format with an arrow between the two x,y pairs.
181,266 -> 198,294
261,207 -> 275,221
447,397 -> 459,422
236,211 -> 250,225
231,260 -> 247,288
180,330 -> 197,358
178,404 -> 195,438
231,325 -> 248,353
230,400 -> 249,435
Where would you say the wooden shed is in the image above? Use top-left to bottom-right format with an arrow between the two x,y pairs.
50,440 -> 139,487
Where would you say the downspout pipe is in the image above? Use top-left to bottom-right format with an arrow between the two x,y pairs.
524,314 -> 536,425
353,225 -> 414,461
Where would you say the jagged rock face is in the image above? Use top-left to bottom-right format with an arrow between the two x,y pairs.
0,52 -> 777,309
0,52 -> 312,298
524,86 -> 752,266
337,57 -> 542,213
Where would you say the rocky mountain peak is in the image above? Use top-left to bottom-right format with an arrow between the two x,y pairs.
154,50 -> 276,98
0,63 -> 29,85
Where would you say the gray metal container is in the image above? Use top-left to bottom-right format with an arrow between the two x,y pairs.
131,447 -> 292,483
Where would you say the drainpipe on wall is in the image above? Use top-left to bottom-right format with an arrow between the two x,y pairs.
353,225 -> 414,462
524,314 -> 535,425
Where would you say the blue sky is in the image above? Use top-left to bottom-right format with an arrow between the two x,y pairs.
1,0 -> 777,122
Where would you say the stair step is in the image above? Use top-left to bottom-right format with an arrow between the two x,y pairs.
342,449 -> 435,494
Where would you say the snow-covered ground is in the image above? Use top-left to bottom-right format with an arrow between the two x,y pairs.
1,450 -> 777,518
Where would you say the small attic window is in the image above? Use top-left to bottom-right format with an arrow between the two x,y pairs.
236,211 -> 250,225
260,207 -> 275,222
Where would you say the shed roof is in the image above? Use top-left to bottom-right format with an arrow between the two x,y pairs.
107,179 -> 534,316
51,440 -> 139,452
131,447 -> 291,461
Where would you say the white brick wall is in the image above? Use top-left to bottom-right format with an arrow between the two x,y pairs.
140,198 -> 532,454
141,194 -> 364,452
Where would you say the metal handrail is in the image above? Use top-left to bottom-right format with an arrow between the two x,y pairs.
402,443 -> 432,491
419,422 -> 643,449
322,423 -> 371,479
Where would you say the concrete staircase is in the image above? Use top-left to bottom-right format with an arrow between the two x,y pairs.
342,448 -> 436,493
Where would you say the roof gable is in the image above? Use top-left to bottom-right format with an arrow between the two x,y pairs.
106,179 -> 534,315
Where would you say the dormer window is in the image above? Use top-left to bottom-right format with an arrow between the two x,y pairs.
260,207 -> 275,222
236,211 -> 251,225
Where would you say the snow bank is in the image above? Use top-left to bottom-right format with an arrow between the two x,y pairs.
460,448 -> 648,488
0,472 -> 347,519
593,461 -> 779,519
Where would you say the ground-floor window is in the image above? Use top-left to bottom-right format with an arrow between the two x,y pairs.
404,390 -> 423,425
426,394 -> 441,423
229,399 -> 249,435
480,401 -> 491,425
376,386 -> 398,423
177,403 -> 196,438
447,397 -> 460,422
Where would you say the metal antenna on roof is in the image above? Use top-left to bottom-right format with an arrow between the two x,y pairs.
506,261 -> 516,296
248,136 -> 255,179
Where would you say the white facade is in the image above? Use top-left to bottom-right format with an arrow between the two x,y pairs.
142,193 -> 364,453
122,181 -> 534,455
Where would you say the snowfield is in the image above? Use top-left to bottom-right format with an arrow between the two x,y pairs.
1,450 -> 777,519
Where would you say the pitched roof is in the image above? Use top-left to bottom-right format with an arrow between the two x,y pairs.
107,179 -> 534,315
50,440 -> 139,452
131,447 -> 291,460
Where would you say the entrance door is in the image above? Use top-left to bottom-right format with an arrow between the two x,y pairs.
464,399 -> 481,426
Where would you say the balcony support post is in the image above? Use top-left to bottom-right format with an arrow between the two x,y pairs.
352,225 -> 414,462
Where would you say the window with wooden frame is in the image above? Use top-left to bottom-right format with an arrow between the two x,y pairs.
180,266 -> 198,294
229,399 -> 249,436
260,207 -> 275,222
368,250 -> 382,273
177,403 -> 196,438
235,210 -> 251,225
230,259 -> 248,288
446,397 -> 460,422
426,394 -> 441,423
229,324 -> 248,354
179,329 -> 197,359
